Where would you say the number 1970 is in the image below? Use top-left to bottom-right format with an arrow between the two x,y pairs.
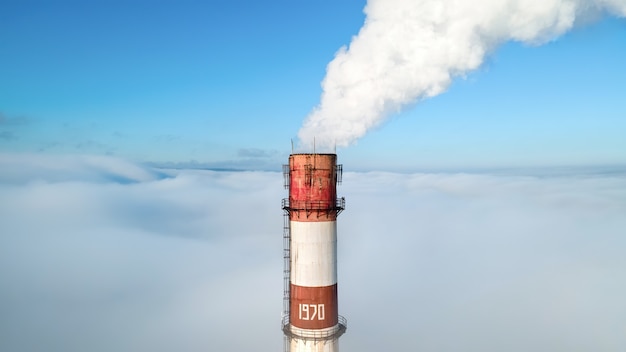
298,303 -> 325,321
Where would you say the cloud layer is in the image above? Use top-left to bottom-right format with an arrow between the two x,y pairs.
0,153 -> 625,351
298,0 -> 626,149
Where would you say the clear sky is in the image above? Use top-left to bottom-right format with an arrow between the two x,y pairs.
1,0 -> 625,171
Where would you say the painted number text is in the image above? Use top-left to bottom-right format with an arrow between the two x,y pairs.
298,303 -> 325,321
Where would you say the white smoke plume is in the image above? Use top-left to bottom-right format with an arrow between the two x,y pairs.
298,0 -> 626,149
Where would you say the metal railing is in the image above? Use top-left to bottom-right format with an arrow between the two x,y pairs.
281,315 -> 347,341
282,197 -> 345,214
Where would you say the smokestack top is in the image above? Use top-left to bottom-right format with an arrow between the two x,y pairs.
289,152 -> 337,156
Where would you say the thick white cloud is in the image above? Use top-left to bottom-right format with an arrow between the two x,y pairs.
0,154 -> 624,351
340,171 -> 626,351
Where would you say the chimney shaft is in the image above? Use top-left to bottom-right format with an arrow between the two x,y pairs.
282,153 -> 346,352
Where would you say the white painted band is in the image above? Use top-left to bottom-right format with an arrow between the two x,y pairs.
290,336 -> 338,352
290,221 -> 337,287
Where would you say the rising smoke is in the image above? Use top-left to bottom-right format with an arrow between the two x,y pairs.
298,0 -> 626,149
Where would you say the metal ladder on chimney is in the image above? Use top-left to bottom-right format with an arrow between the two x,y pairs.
282,209 -> 291,352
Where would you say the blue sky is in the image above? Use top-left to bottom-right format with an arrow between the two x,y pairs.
1,0 -> 625,171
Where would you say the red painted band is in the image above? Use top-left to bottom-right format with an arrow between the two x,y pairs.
290,284 -> 338,329
288,154 -> 339,222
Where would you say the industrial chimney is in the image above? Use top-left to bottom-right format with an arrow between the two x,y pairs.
281,153 -> 347,352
